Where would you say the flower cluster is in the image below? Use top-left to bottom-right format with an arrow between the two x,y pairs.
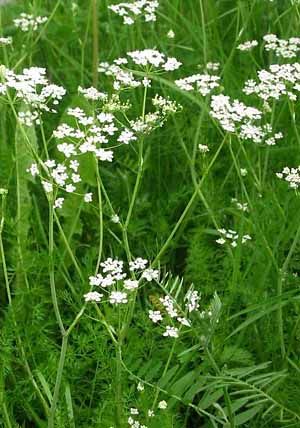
99,49 -> 181,90
0,66 -> 66,114
237,40 -> 258,51
130,95 -> 181,134
231,198 -> 249,212
84,257 -> 159,305
127,400 -> 168,427
243,63 -> 300,102
0,36 -> 12,46
13,13 -> 47,32
148,288 -> 202,338
175,72 -> 220,96
108,0 -> 159,25
276,166 -> 300,189
210,94 -> 281,144
216,228 -> 252,247
263,34 -> 300,58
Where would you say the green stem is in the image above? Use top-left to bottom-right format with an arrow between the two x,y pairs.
48,335 -> 68,428
92,0 -> 99,87
49,202 -> 65,336
115,343 -> 123,428
95,158 -> 103,273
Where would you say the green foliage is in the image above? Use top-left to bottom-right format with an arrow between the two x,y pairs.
1,0 -> 300,427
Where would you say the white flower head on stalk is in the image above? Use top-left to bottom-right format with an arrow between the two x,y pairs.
84,193 -> 93,203
137,381 -> 144,391
185,289 -> 200,312
1,66 -> 66,115
175,72 -> 220,96
108,0 -> 159,25
210,94 -> 282,145
163,326 -> 179,338
99,49 -> 182,90
237,40 -> 258,51
78,86 -> 107,101
243,63 -> 300,103
109,291 -> 128,304
13,13 -> 47,32
216,228 -> 252,247
263,34 -> 300,58
84,291 -> 103,302
276,166 -> 300,189
149,310 -> 163,323
0,36 -> 12,46
167,29 -> 175,39
85,257 -> 160,308
158,400 -> 167,409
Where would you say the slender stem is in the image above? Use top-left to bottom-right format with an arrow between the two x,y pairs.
49,202 -> 65,336
92,0 -> 99,87
95,158 -> 103,273
48,335 -> 69,428
115,342 -> 123,428
151,338 -> 177,412
153,137 -> 226,265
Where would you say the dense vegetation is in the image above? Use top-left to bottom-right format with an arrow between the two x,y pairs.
1,0 -> 300,427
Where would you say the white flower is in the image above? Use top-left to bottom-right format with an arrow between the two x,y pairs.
237,40 -> 258,51
148,409 -> 155,417
42,181 -> 53,193
158,400 -> 167,409
276,165 -> 300,189
149,310 -> 163,323
111,214 -> 120,223
109,291 -> 128,304
65,184 -> 76,193
185,290 -> 200,312
167,29 -> 175,39
14,13 -> 47,32
124,279 -> 139,290
263,34 -> 300,58
198,144 -> 209,153
240,168 -> 248,176
137,382 -> 144,391
0,37 -> 12,46
176,73 -> 220,96
108,1 -> 159,25
129,258 -> 148,271
84,193 -> 93,203
84,291 -> 103,302
54,197 -> 64,209
78,86 -> 107,101
141,268 -> 159,281
27,163 -> 39,177
163,326 -> 179,338
162,57 -> 182,71
118,129 -> 137,144
130,408 -> 139,415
